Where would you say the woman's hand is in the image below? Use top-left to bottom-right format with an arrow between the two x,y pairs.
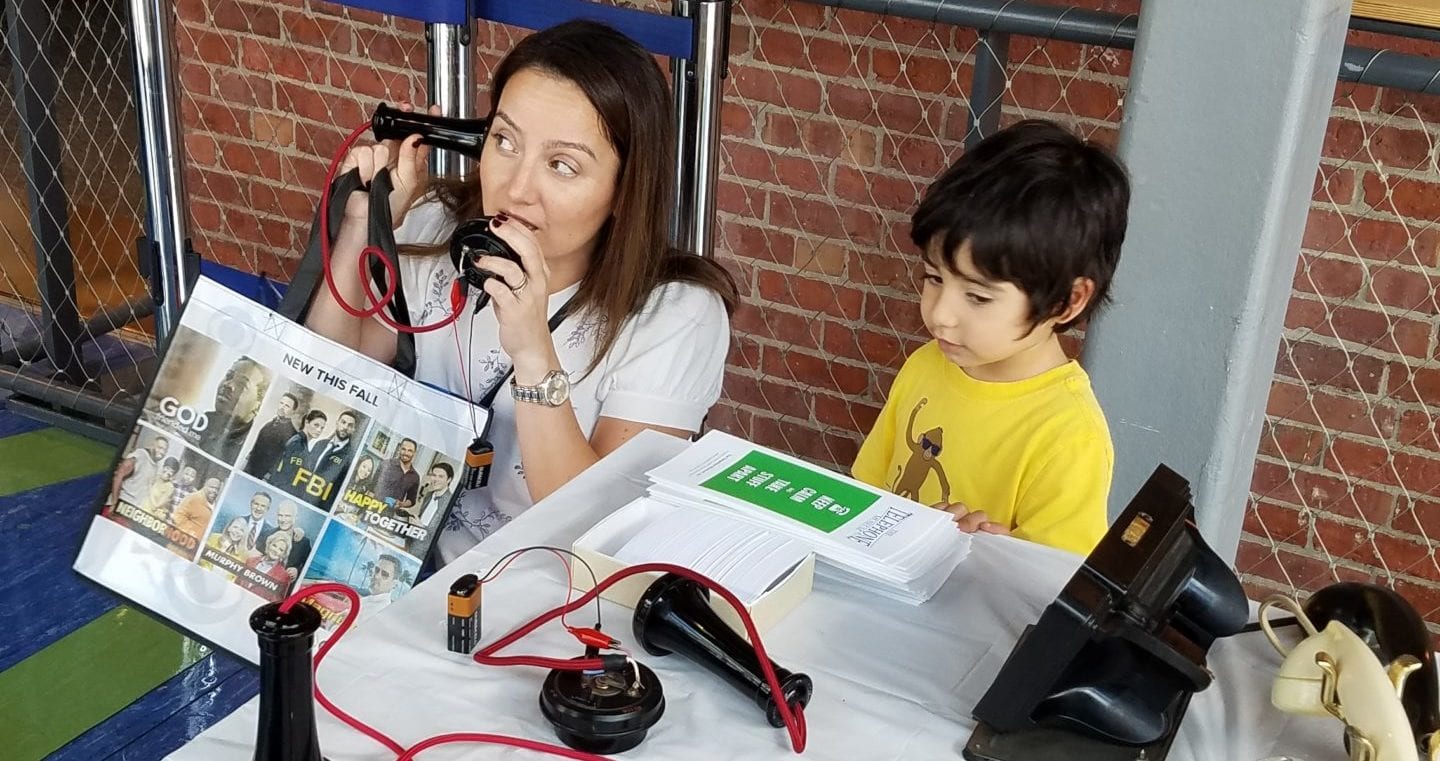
476,213 -> 558,383
336,103 -> 437,227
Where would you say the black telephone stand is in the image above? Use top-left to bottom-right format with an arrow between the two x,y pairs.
250,601 -> 325,761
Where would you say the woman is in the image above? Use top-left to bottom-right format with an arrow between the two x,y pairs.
200,516 -> 249,581
244,532 -> 295,598
307,20 -> 736,563
349,454 -> 380,495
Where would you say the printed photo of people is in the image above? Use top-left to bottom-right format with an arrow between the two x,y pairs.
196,482 -> 327,602
331,424 -> 459,554
299,522 -> 420,628
240,382 -> 369,513
141,325 -> 273,466
102,424 -> 225,561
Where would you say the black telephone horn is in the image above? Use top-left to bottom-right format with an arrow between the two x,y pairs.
632,573 -> 812,728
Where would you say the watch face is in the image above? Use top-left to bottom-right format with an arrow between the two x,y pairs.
543,371 -> 570,406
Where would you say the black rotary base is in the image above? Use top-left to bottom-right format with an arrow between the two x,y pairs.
538,658 -> 665,754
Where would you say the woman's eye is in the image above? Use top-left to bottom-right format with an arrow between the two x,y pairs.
967,293 -> 993,305
550,159 -> 578,178
922,272 -> 942,285
492,133 -> 516,152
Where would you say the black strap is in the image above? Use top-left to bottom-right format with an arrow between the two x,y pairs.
284,165 -> 570,391
281,166 -> 418,377
366,169 -> 417,378
476,298 -> 575,408
279,167 -> 364,323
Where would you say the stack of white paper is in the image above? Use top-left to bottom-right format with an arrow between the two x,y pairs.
613,507 -> 811,605
644,431 -> 969,604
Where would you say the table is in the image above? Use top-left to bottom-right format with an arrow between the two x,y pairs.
170,430 -> 1346,761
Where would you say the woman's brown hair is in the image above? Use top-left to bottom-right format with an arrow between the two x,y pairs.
408,19 -> 737,374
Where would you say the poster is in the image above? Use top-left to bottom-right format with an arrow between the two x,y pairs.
75,277 -> 482,663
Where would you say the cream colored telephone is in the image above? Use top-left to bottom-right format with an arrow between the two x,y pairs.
1260,595 -> 1433,761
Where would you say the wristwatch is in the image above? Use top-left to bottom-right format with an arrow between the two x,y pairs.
511,369 -> 571,407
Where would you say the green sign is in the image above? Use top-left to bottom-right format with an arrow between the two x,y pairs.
699,451 -> 878,533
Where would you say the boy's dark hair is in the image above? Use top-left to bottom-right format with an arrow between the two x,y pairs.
910,119 -> 1130,332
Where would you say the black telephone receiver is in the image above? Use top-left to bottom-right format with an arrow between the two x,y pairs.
450,218 -> 523,295
370,103 -> 523,300
371,102 -> 490,160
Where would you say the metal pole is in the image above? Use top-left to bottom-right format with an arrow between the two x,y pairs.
686,0 -> 730,257
965,30 -> 1010,148
0,366 -> 135,424
129,0 -> 194,343
794,0 -> 1440,96
6,0 -> 85,385
0,295 -> 154,366
670,0 -> 697,251
795,0 -> 1137,49
427,21 -> 477,178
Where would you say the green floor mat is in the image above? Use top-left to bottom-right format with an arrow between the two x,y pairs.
0,428 -> 114,497
0,606 -> 206,761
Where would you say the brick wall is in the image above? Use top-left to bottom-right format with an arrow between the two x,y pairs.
1243,26 -> 1440,622
175,0 -> 1440,620
710,0 -> 1131,472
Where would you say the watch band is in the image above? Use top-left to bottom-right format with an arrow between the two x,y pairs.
511,369 -> 569,407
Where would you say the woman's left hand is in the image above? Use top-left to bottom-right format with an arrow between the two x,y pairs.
476,214 -> 558,382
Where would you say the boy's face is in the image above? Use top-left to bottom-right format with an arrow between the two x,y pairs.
920,240 -> 1074,382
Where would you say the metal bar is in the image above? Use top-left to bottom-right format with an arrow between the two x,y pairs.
1350,15 -> 1440,44
3,394 -> 126,445
965,30 -> 1010,149
129,0 -> 194,342
1341,46 -> 1440,94
794,0 -> 1137,49
794,0 -> 1440,95
427,21 -> 476,178
6,0 -> 85,386
0,296 -> 154,366
0,365 -> 136,425
686,0 -> 730,257
670,0 -> 697,250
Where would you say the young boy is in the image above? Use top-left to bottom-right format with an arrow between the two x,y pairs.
852,119 -> 1130,556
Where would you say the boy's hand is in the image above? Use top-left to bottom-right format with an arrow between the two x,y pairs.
935,502 -> 1011,535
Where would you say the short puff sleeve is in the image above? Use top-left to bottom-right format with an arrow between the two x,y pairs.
595,282 -> 730,432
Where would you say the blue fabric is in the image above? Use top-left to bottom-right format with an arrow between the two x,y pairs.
323,0 -> 468,24
474,0 -> 694,59
322,0 -> 696,57
198,261 -> 287,310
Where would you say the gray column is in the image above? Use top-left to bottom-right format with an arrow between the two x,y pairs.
1084,0 -> 1351,560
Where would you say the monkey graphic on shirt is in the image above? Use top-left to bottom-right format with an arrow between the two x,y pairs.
889,398 -> 950,503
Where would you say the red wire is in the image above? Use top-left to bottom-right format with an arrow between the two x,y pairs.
471,562 -> 807,752
397,733 -> 607,761
278,583 -> 405,756
278,558 -> 808,758
545,547 -> 581,632
316,122 -> 464,334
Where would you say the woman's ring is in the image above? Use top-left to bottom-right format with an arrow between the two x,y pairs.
508,273 -> 529,293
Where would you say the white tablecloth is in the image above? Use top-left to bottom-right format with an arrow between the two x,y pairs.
170,430 -> 1345,761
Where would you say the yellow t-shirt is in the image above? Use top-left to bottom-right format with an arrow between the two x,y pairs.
853,341 -> 1112,556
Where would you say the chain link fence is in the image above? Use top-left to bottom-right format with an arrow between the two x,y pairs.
9,0 -> 1440,624
173,0 -> 426,281
709,0 -> 1134,470
1,0 -> 153,423
706,1 -> 1440,634
1240,28 -> 1440,630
